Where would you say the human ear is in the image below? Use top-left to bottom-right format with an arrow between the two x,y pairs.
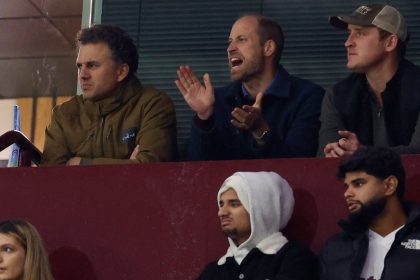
264,39 -> 276,57
384,175 -> 398,196
385,35 -> 398,52
117,63 -> 130,82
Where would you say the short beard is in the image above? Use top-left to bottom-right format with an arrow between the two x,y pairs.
222,228 -> 239,240
347,196 -> 387,230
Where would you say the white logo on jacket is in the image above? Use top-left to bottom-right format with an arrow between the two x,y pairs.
401,239 -> 420,249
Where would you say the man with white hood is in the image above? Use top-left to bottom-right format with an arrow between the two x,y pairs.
196,171 -> 318,280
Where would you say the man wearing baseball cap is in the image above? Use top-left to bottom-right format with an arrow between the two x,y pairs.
318,4 -> 420,158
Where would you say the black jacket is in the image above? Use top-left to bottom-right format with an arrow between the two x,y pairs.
319,202 -> 420,280
318,59 -> 420,156
197,241 -> 318,280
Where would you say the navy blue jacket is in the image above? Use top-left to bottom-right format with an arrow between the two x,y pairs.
186,65 -> 325,160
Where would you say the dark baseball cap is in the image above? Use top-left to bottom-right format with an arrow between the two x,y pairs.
329,4 -> 407,42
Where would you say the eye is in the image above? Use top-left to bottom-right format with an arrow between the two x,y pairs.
353,180 -> 365,187
86,62 -> 99,69
2,246 -> 14,253
231,201 -> 241,207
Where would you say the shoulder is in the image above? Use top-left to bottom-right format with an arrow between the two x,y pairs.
196,260 -> 220,280
140,85 -> 172,101
400,59 -> 420,89
270,241 -> 318,277
319,231 -> 354,259
135,86 -> 175,109
279,241 -> 317,260
333,73 -> 364,94
288,74 -> 324,94
402,59 -> 420,75
404,201 -> 420,223
52,95 -> 84,116
282,73 -> 325,106
274,65 -> 323,96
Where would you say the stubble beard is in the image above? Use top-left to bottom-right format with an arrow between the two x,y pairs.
230,53 -> 265,82
222,227 -> 238,239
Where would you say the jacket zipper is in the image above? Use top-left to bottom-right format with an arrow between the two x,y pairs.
99,116 -> 105,156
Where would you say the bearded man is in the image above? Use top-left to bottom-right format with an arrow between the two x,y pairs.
320,147 -> 420,280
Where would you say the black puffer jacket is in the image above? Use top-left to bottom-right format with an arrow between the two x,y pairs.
319,202 -> 420,280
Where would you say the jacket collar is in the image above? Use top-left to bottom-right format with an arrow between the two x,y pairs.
224,64 -> 292,100
83,76 -> 142,117
217,232 -> 288,265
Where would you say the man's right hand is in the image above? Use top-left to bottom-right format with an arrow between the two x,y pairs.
130,145 -> 140,160
323,130 -> 363,157
175,65 -> 215,120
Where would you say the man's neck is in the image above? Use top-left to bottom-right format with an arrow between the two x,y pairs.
243,64 -> 277,97
370,198 -> 406,237
365,57 -> 401,106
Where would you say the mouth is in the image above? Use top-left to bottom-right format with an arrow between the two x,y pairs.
81,84 -> 92,90
347,200 -> 360,212
220,218 -> 232,227
230,57 -> 243,68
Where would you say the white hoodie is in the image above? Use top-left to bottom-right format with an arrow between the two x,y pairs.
217,171 -> 295,265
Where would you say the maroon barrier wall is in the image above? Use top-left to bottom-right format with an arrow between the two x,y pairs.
1,156 -> 420,280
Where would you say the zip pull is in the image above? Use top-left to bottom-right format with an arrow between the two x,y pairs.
99,116 -> 105,127
377,107 -> 383,118
85,130 -> 95,141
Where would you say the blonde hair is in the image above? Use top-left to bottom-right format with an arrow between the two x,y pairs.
0,219 -> 54,280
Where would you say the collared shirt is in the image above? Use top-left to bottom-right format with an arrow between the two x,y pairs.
240,69 -> 280,104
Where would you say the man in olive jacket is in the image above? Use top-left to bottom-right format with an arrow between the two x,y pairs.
41,24 -> 176,165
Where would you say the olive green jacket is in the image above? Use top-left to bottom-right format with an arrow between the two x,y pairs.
41,76 -> 177,165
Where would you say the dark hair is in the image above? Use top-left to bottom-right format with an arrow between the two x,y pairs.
378,28 -> 409,59
255,16 -> 284,64
76,24 -> 139,77
337,147 -> 405,198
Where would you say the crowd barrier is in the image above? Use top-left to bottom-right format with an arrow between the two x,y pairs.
1,156 -> 420,280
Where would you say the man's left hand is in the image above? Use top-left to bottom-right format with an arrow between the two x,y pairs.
337,130 -> 363,155
231,92 -> 269,137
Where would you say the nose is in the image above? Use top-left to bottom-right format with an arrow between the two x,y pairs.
218,205 -> 228,218
344,34 -> 353,48
227,41 -> 236,53
79,65 -> 90,80
344,186 -> 353,199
